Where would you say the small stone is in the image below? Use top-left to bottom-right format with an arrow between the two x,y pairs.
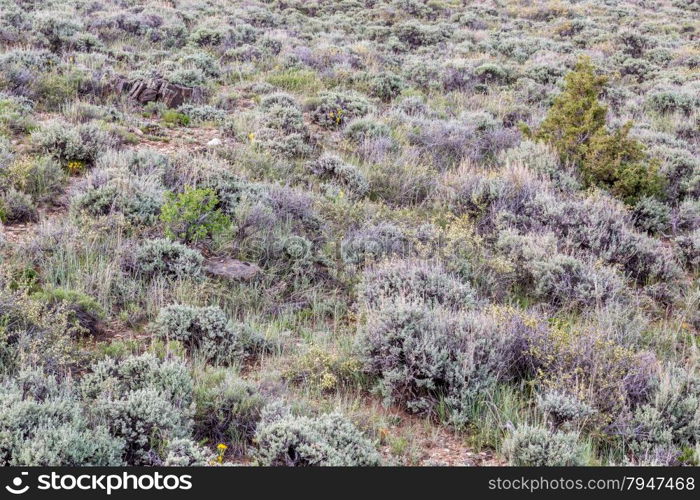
204,258 -> 261,281
207,138 -> 222,147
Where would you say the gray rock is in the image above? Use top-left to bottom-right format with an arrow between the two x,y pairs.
106,74 -> 202,108
204,258 -> 261,281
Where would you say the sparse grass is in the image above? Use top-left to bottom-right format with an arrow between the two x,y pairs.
0,0 -> 697,467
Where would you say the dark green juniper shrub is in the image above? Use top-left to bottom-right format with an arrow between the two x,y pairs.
392,20 -> 450,48
529,57 -> 663,204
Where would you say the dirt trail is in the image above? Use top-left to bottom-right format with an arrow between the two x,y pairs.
129,125 -> 229,156
357,397 -> 504,466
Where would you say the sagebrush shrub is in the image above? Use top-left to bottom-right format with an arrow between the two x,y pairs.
193,367 -> 266,451
674,230 -> 700,272
31,120 -> 117,168
537,391 -> 596,429
71,177 -> 164,225
0,290 -> 83,374
647,90 -> 696,115
368,72 -> 405,101
523,322 -> 658,423
0,369 -> 123,466
131,238 -> 203,280
495,229 -> 624,308
163,438 -> 213,466
392,20 -> 450,48
308,154 -> 369,197
0,188 -> 38,223
629,367 -> 700,459
96,149 -> 170,177
359,259 -> 476,310
309,91 -> 371,128
254,412 -> 380,466
150,304 -> 245,364
260,92 -> 299,111
503,425 -> 587,466
4,155 -> 65,203
341,222 -> 410,265
344,118 -> 391,144
362,302 -> 524,423
33,287 -> 104,336
80,354 -> 194,465
632,196 -> 670,235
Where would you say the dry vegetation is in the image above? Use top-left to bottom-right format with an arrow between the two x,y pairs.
0,0 -> 698,466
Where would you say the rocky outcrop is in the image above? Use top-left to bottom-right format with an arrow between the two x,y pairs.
105,75 -> 202,108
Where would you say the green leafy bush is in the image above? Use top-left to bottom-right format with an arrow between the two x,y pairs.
160,187 -> 231,243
